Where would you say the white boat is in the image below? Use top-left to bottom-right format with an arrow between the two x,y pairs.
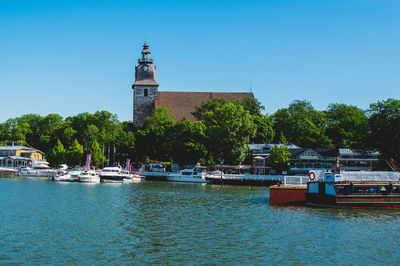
99,165 -> 127,183
53,171 -> 79,182
139,163 -> 168,181
78,170 -> 100,183
167,167 -> 209,184
69,167 -> 84,178
122,171 -> 142,183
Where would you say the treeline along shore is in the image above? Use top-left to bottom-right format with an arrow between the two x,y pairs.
1,97 -> 399,170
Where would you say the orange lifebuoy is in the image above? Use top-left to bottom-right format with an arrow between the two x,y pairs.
308,171 -> 316,180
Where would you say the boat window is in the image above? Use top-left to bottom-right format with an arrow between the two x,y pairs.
182,172 -> 192,175
353,186 -> 364,194
336,186 -> 345,195
393,186 -> 400,193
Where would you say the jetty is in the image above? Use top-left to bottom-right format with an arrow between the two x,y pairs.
0,167 -> 18,178
205,173 -> 282,186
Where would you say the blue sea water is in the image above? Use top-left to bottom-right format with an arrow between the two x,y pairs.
1,178 -> 400,264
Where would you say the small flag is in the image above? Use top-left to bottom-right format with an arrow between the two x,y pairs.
86,154 -> 92,169
126,159 -> 131,171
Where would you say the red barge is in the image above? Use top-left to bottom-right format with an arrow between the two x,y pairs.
269,176 -> 308,205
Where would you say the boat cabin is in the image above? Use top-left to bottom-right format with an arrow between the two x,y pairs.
306,173 -> 400,207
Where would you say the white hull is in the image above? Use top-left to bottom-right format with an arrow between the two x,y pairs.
78,170 -> 100,183
167,176 -> 209,184
79,176 -> 100,183
166,167 -> 209,184
123,176 -> 142,183
101,178 -> 124,183
53,176 -> 79,182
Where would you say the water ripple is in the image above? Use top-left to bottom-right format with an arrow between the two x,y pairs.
1,179 -> 400,264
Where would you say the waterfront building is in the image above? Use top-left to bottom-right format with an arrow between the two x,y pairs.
132,42 -> 254,125
248,143 -> 300,174
289,148 -> 338,174
290,148 -> 379,174
248,144 -> 380,174
0,144 -> 49,169
338,148 -> 378,171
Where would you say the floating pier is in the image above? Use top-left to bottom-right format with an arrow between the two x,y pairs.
205,174 -> 283,187
0,167 -> 18,178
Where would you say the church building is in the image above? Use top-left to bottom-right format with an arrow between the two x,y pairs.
132,42 -> 254,125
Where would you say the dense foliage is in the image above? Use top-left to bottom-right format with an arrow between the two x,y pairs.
269,145 -> 291,174
0,111 -> 134,168
136,98 -> 262,165
1,97 -> 400,170
367,99 -> 400,166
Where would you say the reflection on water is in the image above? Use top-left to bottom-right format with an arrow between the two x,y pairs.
1,179 -> 400,264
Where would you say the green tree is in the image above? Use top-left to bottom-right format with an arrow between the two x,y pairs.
86,139 -> 103,168
47,139 -> 66,166
272,100 -> 331,147
278,131 -> 288,144
204,103 -> 256,164
6,119 -> 32,143
240,97 -> 264,116
135,107 -> 175,161
325,104 -> 368,149
38,114 -> 64,151
113,122 -> 135,164
192,98 -> 229,120
0,123 -> 11,144
59,125 -> 77,148
171,119 -> 208,165
367,98 -> 400,168
238,97 -> 275,143
66,139 -> 84,166
251,114 -> 275,144
269,145 -> 291,174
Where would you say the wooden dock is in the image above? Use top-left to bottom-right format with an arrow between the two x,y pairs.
205,174 -> 283,187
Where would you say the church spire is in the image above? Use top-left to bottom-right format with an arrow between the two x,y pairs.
141,41 -> 151,61
132,42 -> 159,126
133,41 -> 158,86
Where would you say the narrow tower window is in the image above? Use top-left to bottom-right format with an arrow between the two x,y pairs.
144,88 -> 148,97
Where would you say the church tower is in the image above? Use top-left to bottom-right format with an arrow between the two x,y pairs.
132,41 -> 159,126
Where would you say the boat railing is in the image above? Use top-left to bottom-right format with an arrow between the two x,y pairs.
338,171 -> 400,182
282,175 -> 309,187
17,169 -> 57,178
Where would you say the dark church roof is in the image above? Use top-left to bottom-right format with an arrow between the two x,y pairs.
155,91 -> 254,121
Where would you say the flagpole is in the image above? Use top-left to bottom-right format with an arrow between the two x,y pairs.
102,144 -> 105,169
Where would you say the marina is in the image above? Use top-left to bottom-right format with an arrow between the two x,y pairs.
6,161 -> 400,210
1,0 -> 399,263
2,177 -> 400,264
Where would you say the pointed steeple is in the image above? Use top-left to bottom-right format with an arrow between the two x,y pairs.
141,41 -> 151,61
133,41 -> 158,86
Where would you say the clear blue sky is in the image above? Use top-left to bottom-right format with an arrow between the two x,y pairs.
1,0 -> 399,122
